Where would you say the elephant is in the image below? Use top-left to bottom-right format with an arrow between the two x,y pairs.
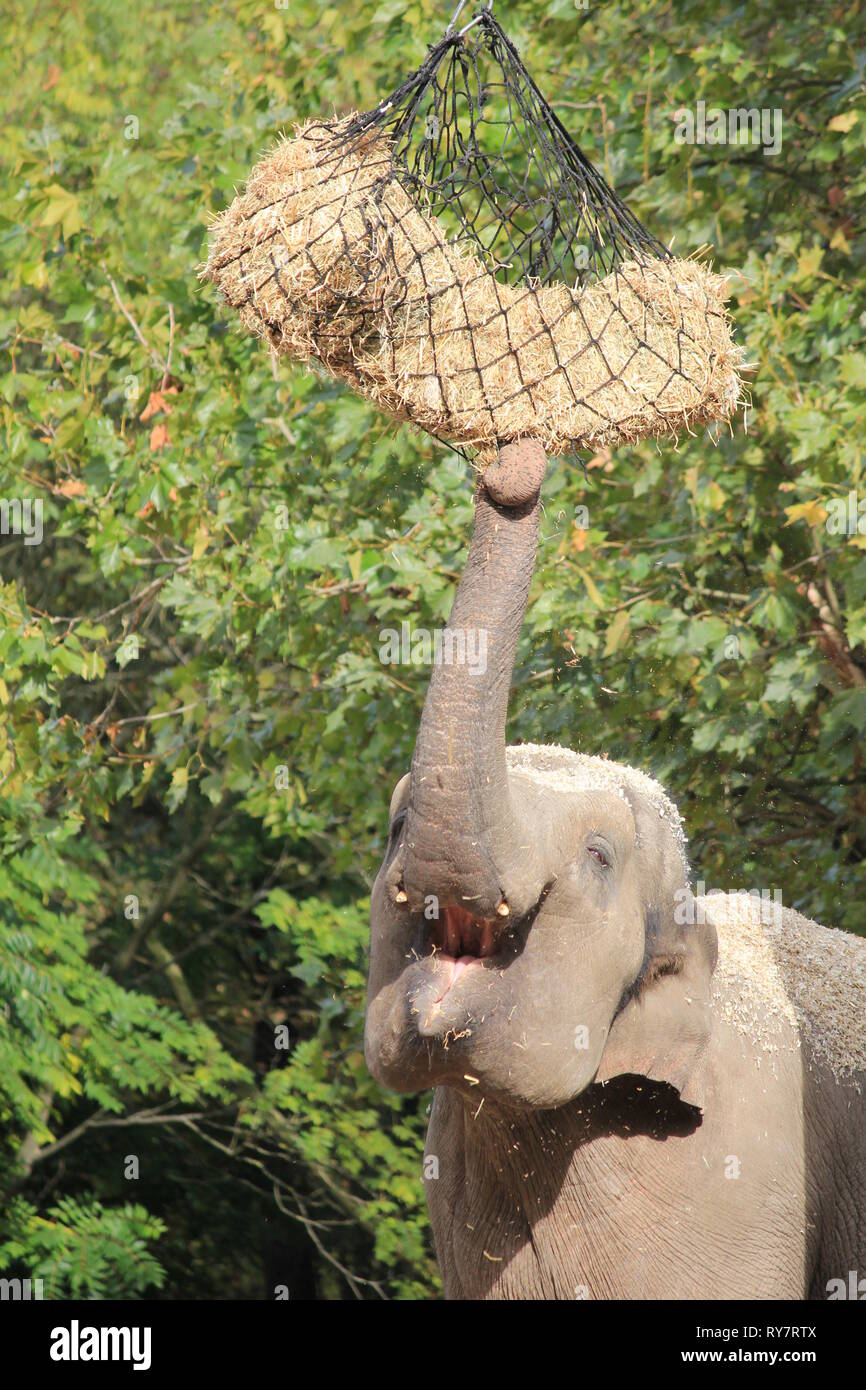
364,441 -> 866,1300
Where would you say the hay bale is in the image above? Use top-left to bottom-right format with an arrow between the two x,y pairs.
202,120 -> 742,459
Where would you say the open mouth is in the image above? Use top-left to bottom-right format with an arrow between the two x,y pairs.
398,884 -> 551,1036
422,903 -> 507,1006
429,902 -> 504,961
404,894 -> 544,1036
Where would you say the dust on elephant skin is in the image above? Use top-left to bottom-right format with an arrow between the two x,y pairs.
366,743 -> 866,1300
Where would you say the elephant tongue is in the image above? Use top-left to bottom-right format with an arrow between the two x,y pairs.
429,953 -> 479,1006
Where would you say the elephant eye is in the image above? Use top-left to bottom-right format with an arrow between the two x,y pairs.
587,845 -> 609,868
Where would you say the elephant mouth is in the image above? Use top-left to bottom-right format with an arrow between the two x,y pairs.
402,901 -> 519,1034
400,891 -> 547,1038
429,902 -> 504,961
420,904 -> 507,1009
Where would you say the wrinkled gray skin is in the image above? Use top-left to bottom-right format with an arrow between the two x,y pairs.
365,443 -> 866,1299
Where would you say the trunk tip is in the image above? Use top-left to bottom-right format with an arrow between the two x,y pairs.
482,439 -> 547,508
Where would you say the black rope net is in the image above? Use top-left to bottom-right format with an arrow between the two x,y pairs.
203,6 -> 740,462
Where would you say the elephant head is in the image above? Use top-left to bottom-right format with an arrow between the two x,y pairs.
365,443 -> 717,1112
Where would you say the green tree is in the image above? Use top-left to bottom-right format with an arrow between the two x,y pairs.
0,0 -> 864,1298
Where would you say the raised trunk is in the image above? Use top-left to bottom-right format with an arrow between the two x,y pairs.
396,442 -> 548,921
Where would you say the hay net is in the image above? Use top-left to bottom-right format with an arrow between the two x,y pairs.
203,3 -> 741,460
339,3 -> 666,294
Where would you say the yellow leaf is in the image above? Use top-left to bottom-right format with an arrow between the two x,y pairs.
576,565 -> 605,608
830,227 -> 851,254
827,112 -> 858,133
24,262 -> 48,289
795,245 -> 823,282
192,526 -> 210,560
783,500 -> 827,527
604,609 -> 630,656
54,1071 -> 83,1099
347,551 -> 362,582
41,185 -> 82,239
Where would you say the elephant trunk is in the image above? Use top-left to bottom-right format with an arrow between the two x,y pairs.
394,441 -> 549,923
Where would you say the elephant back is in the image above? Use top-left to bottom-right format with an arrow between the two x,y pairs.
698,891 -> 866,1085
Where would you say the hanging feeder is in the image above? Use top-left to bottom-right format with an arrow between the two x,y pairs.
202,3 -> 741,462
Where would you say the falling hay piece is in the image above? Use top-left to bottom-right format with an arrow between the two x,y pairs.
202,13 -> 741,462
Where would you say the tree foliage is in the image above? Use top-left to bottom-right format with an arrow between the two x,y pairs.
1,0 -> 864,1298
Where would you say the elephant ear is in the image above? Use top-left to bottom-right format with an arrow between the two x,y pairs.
594,790 -> 718,1111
